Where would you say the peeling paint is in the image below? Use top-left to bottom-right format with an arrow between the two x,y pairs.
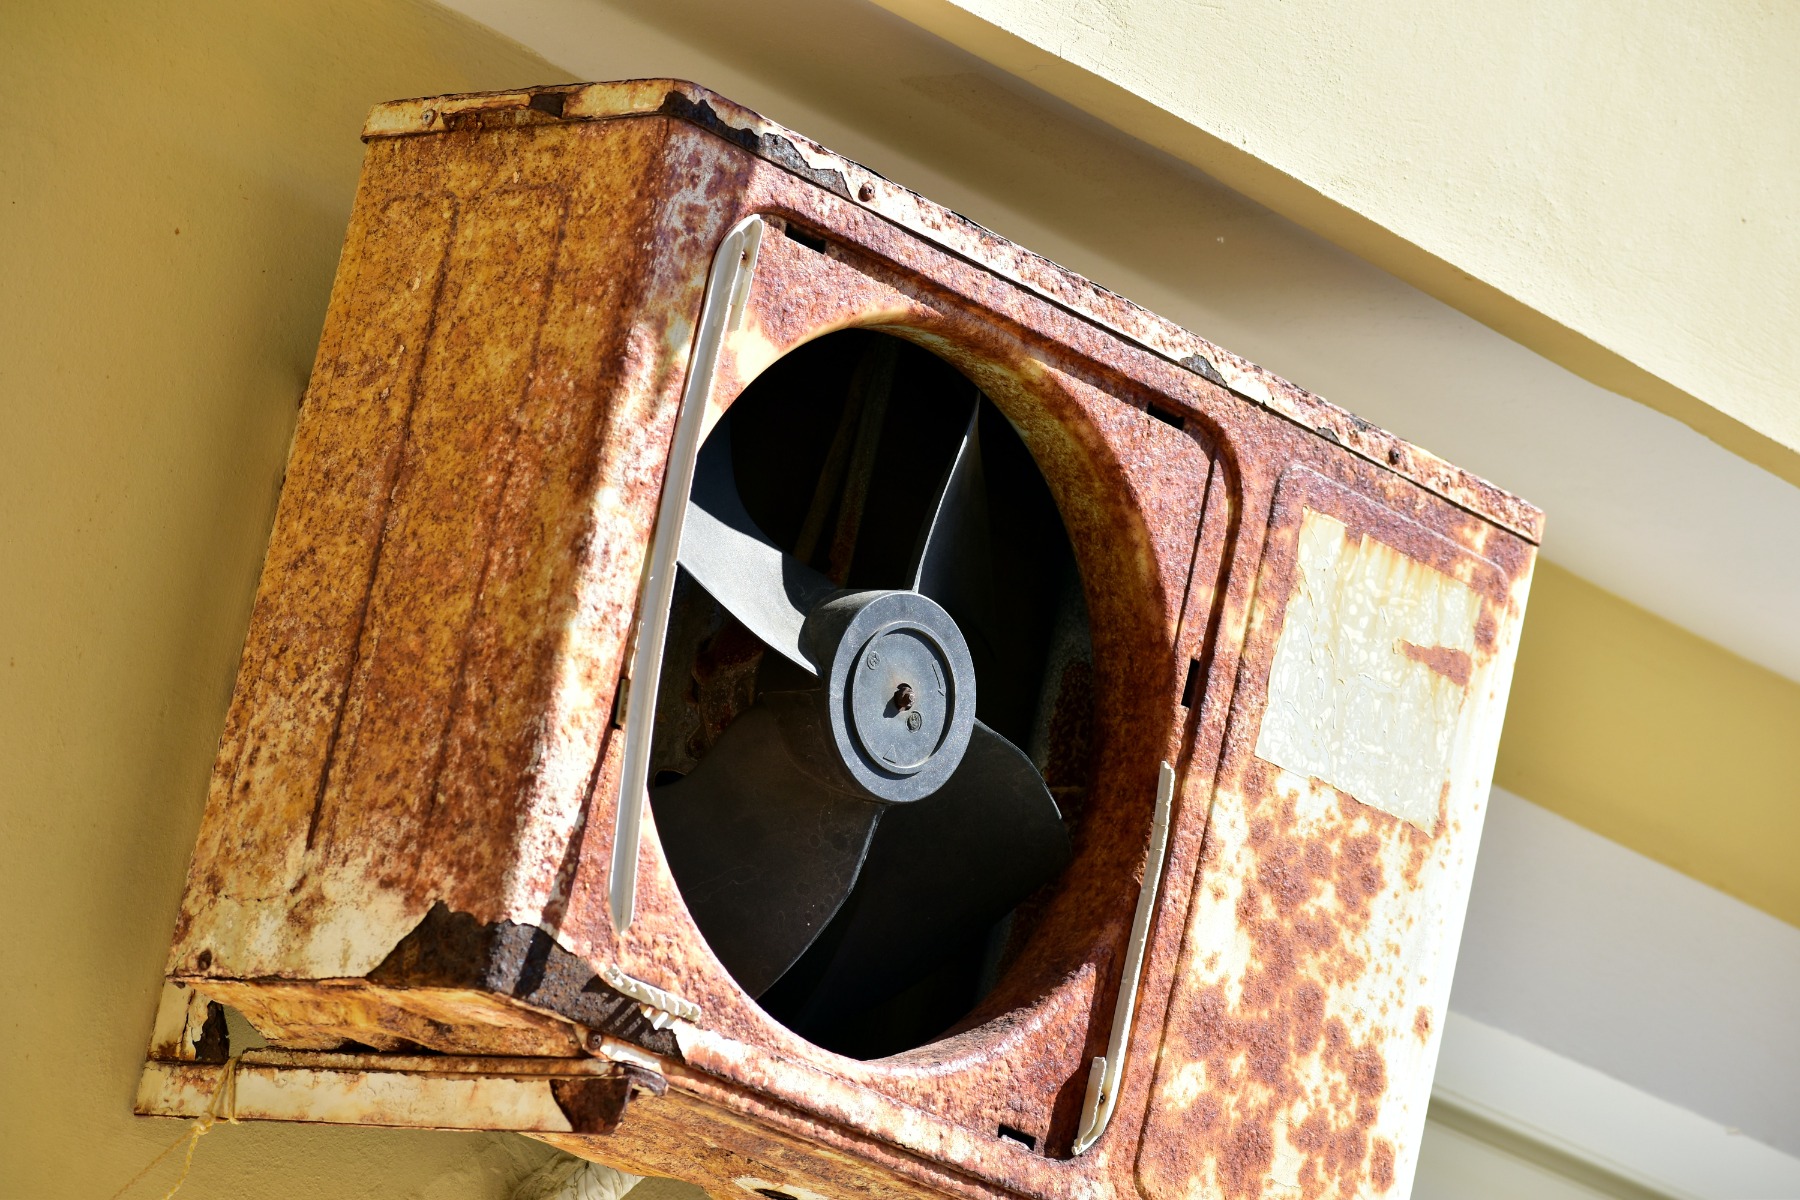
1256,508 -> 1480,833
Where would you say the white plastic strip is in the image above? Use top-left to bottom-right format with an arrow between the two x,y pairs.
608,215 -> 765,933
1073,760 -> 1176,1155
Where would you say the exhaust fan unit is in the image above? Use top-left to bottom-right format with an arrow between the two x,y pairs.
140,81 -> 1538,1200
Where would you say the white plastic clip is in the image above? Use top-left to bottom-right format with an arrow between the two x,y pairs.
1072,760 -> 1176,1155
608,216 -> 766,933
599,963 -> 702,1028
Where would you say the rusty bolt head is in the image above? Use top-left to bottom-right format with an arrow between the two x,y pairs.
893,682 -> 915,711
857,183 -> 875,202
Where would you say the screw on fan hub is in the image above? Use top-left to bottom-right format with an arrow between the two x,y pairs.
850,629 -> 948,773
794,589 -> 977,804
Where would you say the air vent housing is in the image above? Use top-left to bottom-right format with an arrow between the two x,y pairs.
139,80 -> 1538,1200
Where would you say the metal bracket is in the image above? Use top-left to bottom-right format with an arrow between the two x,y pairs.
1072,760 -> 1176,1155
608,214 -> 766,933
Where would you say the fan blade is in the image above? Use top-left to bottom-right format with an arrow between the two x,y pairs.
650,704 -> 882,997
767,718 -> 1070,1025
907,405 -> 1029,728
680,424 -> 835,673
909,404 -> 996,612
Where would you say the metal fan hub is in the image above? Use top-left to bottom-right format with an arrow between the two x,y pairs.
805,589 -> 976,804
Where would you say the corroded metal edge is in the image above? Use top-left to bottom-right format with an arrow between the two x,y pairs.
138,1044 -> 673,1136
361,79 -> 1544,545
366,902 -> 683,1056
137,1059 -> 579,1130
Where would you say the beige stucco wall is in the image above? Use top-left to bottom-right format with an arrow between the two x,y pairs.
0,2 -> 587,1194
874,0 -> 1800,488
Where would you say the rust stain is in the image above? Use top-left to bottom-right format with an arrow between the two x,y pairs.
1144,783 -> 1399,1200
1398,640 -> 1473,688
1135,462 -> 1523,1199
1369,1138 -> 1396,1192
552,1064 -> 667,1134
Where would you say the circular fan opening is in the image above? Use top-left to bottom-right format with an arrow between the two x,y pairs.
648,329 -> 1094,1059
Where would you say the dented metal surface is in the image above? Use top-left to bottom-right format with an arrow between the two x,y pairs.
147,79 -> 1538,1200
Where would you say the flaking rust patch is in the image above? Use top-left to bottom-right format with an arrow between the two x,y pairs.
1255,509 -> 1479,832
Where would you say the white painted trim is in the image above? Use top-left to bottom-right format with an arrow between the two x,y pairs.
1435,1012 -> 1800,1200
1451,790 -> 1800,1157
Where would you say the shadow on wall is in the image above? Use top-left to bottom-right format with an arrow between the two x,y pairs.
0,1 -> 591,1197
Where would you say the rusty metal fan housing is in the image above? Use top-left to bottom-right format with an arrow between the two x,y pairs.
140,80 -> 1540,1200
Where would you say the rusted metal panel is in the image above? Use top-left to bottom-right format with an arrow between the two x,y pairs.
139,1059 -> 579,1132
149,78 -> 1538,1200
145,982 -> 229,1063
1135,468 -> 1531,1200
541,217 -> 1227,1192
362,81 -> 1541,546
138,1049 -> 670,1134
171,113 -> 729,982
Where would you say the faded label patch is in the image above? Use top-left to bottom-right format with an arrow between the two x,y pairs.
1255,509 -> 1479,831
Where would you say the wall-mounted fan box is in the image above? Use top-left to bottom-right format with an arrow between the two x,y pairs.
139,80 -> 1538,1200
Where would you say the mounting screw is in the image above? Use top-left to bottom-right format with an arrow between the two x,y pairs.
893,683 -> 915,711
906,711 -> 923,732
1387,445 -> 1403,466
420,108 -> 437,125
858,183 -> 876,202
